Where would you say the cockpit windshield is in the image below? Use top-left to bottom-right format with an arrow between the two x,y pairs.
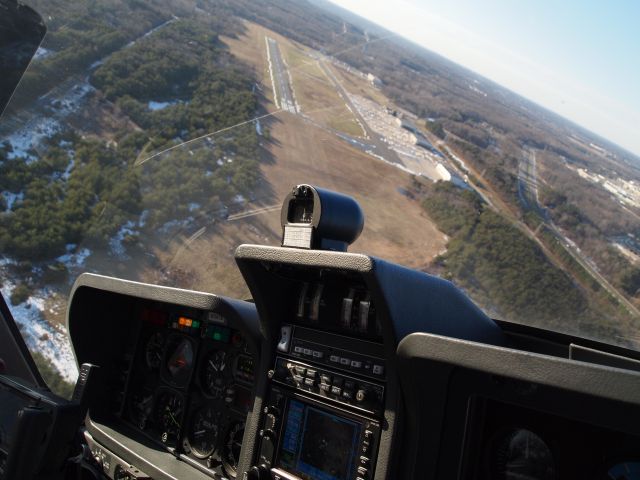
1,0 -> 639,397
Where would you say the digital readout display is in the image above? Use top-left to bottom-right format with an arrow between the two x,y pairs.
279,400 -> 361,480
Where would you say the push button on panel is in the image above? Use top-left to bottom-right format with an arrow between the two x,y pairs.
361,440 -> 371,455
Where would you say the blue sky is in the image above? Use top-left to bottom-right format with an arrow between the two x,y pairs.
331,0 -> 640,157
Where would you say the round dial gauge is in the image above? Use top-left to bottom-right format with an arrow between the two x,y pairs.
144,331 -> 165,371
202,350 -> 232,398
490,428 -> 556,480
186,404 -> 220,458
127,387 -> 154,430
163,336 -> 195,387
222,421 -> 245,478
154,390 -> 184,444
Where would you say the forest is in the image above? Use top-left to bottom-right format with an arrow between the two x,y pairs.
420,181 -> 628,341
1,13 -> 260,266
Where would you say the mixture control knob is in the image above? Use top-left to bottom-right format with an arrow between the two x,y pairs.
247,465 -> 271,480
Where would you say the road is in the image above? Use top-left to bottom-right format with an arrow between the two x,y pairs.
266,37 -> 297,113
518,148 -> 640,318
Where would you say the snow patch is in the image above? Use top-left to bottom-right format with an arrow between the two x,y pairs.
89,59 -> 104,70
61,157 -> 75,180
0,278 -> 78,383
56,248 -> 91,269
138,210 -> 150,228
109,221 -> 137,259
2,191 -> 24,211
148,100 -> 177,111
5,80 -> 94,162
33,46 -> 53,61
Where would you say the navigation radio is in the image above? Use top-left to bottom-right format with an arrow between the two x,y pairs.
252,386 -> 380,480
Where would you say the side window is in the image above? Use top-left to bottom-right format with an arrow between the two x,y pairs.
0,288 -> 76,399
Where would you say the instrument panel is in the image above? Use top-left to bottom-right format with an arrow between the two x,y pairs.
122,306 -> 256,479
66,256 -> 640,480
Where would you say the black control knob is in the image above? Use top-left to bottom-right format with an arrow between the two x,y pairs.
355,388 -> 369,403
247,465 -> 271,480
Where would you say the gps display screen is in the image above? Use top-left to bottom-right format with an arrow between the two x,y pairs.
278,399 -> 361,480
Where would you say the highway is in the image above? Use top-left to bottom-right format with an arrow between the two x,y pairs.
266,37 -> 297,113
518,148 -> 640,318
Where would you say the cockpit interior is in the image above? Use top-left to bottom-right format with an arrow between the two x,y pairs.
3,184 -> 640,480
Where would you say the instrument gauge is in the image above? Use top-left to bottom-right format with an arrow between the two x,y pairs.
489,428 -> 556,480
144,331 -> 165,371
222,421 -> 245,478
186,404 -> 220,459
127,387 -> 154,430
154,390 -> 184,444
234,354 -> 255,384
202,350 -> 232,398
162,335 -> 195,388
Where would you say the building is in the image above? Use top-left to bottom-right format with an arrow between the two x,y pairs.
366,73 -> 383,88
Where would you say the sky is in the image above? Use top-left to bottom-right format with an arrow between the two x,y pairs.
331,0 -> 640,157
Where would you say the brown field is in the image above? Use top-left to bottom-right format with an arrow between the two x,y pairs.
221,20 -> 276,110
118,20 -> 448,300
152,113 -> 447,300
256,115 -> 447,267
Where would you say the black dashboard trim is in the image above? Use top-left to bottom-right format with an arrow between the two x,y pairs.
397,332 -> 640,405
